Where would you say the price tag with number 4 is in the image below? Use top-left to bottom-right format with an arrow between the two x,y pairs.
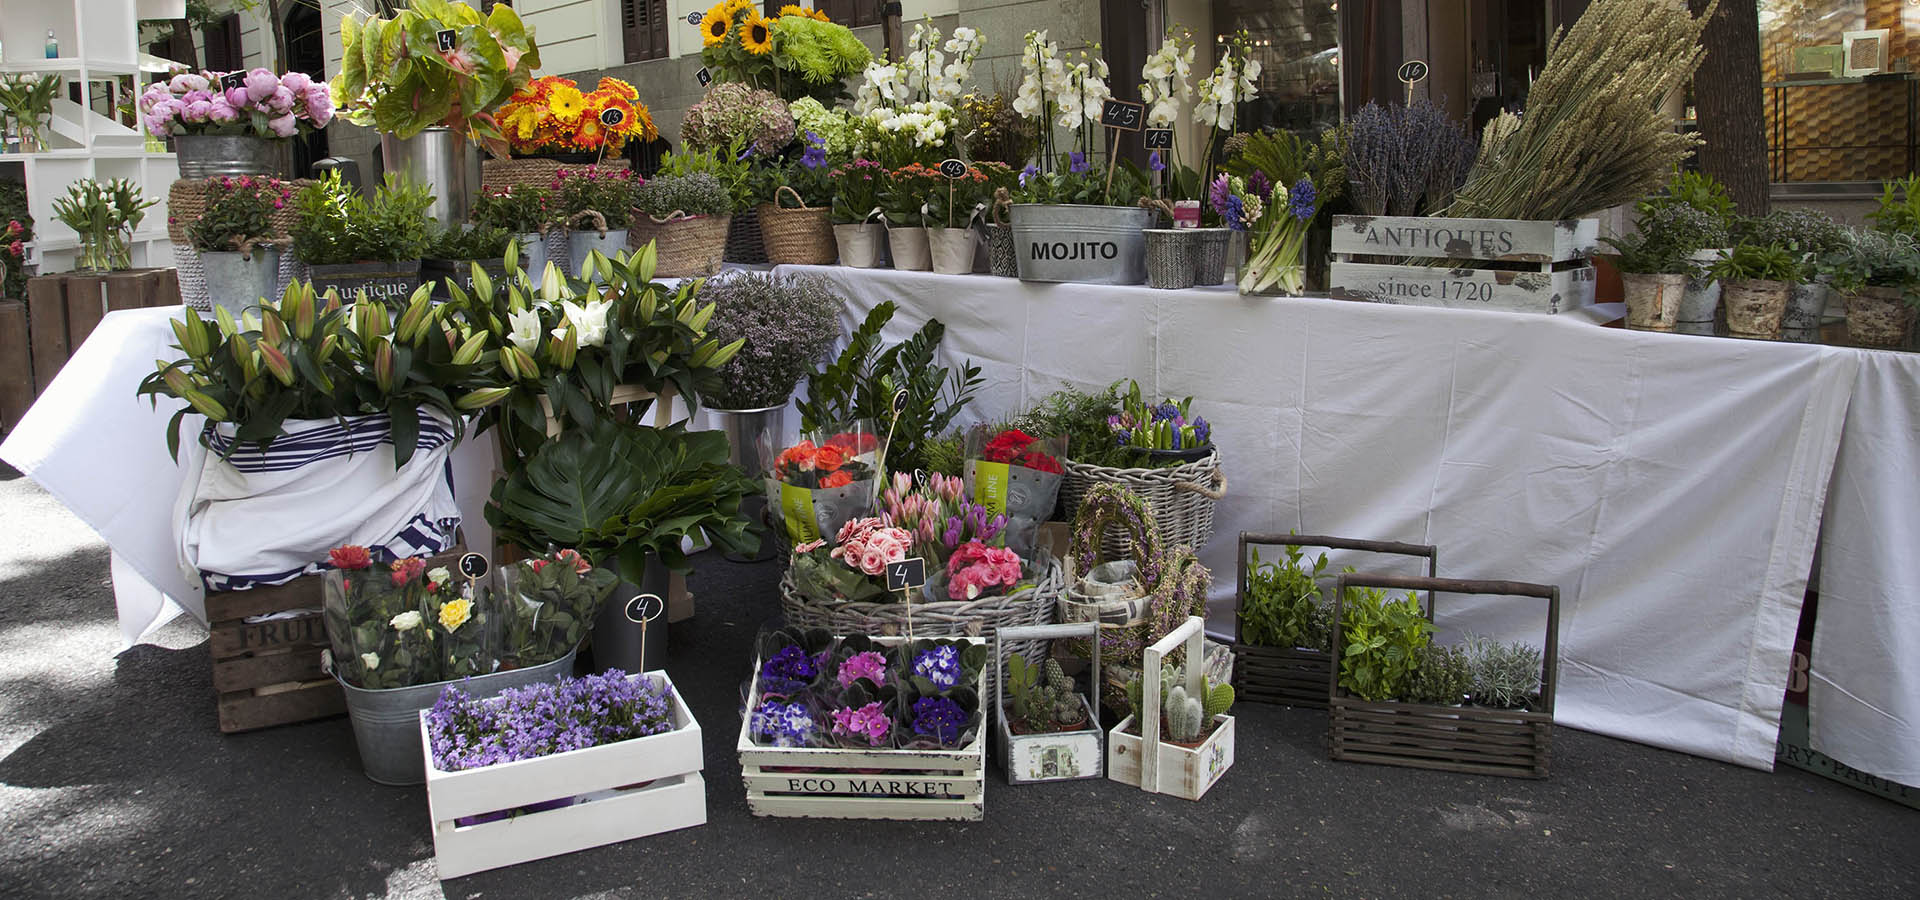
885,557 -> 927,592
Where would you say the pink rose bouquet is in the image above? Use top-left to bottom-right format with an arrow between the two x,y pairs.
789,516 -> 915,604
140,69 -> 334,140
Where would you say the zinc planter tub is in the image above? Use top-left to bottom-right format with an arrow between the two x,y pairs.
336,648 -> 579,786
201,247 -> 281,318
1010,204 -> 1152,285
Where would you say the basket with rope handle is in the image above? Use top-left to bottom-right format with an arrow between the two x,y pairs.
757,185 -> 836,265
1058,448 -> 1226,560
628,207 -> 731,278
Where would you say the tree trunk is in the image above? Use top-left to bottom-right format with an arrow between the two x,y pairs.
1688,0 -> 1769,215
170,19 -> 199,69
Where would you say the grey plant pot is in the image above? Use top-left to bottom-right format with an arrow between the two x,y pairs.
200,247 -> 281,319
336,648 -> 578,786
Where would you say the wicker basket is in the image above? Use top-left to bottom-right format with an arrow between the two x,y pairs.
482,157 -> 628,193
725,205 -> 768,264
1059,450 -> 1225,557
171,176 -> 309,309
779,553 -> 1063,697
757,186 -> 835,265
628,211 -> 731,278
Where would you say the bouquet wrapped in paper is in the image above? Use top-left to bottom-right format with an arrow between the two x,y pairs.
767,421 -> 884,546
321,547 -> 500,689
962,426 -> 1066,557
498,548 -> 619,668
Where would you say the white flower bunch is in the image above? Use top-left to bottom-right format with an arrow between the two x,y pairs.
855,21 -> 981,113
553,297 -> 614,349
1194,37 -> 1262,132
867,100 -> 956,149
1054,52 -> 1113,130
1013,30 -> 1066,120
1139,30 -> 1196,129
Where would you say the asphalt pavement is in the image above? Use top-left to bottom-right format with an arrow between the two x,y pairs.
0,464 -> 1915,900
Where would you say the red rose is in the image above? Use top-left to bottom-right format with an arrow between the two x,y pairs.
1015,450 -> 1063,474
813,444 -> 847,472
328,545 -> 373,570
529,559 -> 549,574
822,470 -> 853,489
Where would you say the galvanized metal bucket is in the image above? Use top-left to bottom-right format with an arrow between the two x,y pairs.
1010,204 -> 1151,285
336,648 -> 577,786
517,232 -> 549,278
1782,279 -> 1831,343
201,248 -> 280,318
380,127 -> 484,229
1144,229 -> 1197,290
175,134 -> 280,179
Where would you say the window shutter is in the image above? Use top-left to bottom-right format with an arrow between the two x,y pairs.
648,0 -> 667,59
623,0 -> 669,62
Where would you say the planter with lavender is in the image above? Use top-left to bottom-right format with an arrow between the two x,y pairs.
421,670 -> 706,879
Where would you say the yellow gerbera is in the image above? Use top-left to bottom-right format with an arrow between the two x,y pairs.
741,13 -> 774,55
548,83 -> 587,121
701,4 -> 732,47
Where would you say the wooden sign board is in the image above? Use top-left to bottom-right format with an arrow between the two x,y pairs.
1100,99 -> 1145,132
1144,129 -> 1172,149
1329,215 -> 1598,264
1329,261 -> 1597,315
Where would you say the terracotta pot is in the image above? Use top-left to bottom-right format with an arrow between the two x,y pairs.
1720,278 -> 1791,340
1621,272 -> 1688,332
1844,285 -> 1917,348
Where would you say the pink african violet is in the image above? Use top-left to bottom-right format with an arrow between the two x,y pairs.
837,651 -> 888,688
831,702 -> 891,747
946,541 -> 1023,600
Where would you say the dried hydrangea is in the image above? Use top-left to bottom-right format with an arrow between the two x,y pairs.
681,83 -> 796,157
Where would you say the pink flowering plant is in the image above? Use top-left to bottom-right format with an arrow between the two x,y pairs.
880,470 -> 1034,602
139,69 -> 333,140
184,176 -> 293,255
820,635 -> 899,748
787,516 -> 913,603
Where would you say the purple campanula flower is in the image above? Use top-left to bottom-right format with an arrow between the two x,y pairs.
1068,151 -> 1089,174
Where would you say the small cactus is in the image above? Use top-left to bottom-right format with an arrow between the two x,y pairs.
1130,661 -> 1237,744
1007,652 -> 1088,732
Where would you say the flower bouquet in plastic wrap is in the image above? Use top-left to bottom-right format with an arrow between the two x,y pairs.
767,420 -> 884,547
881,471 -> 1045,603
787,516 -> 913,603
961,425 -> 1066,557
322,546 -> 500,689
498,548 -> 619,668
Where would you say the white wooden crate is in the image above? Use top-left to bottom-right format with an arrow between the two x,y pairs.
994,622 -> 1104,784
738,637 -> 987,820
420,671 -> 706,879
1107,617 -> 1236,801
1329,214 -> 1598,315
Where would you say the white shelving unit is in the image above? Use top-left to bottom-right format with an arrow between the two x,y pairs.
0,0 -> 181,271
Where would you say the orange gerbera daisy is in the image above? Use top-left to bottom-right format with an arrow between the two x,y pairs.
741,12 -> 774,55
596,77 -> 640,101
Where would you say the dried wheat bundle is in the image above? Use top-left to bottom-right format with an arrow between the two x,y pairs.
1444,0 -> 1715,221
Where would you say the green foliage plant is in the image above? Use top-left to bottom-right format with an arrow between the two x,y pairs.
1238,543 -> 1332,651
1867,174 -> 1920,239
290,172 -> 433,265
1823,227 -> 1920,296
1603,203 -> 1728,276
1462,632 -> 1545,710
632,173 -> 732,220
471,184 -> 553,235
1012,153 -> 1149,207
187,176 -> 294,255
653,146 -> 754,211
1640,170 -> 1737,231
1707,242 -> 1800,283
1336,586 -> 1432,702
1406,643 -> 1470,705
331,0 -> 540,153
550,167 -> 639,229
425,224 -> 514,260
796,301 -> 982,475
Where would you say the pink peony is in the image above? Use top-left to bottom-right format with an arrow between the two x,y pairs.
267,113 -> 297,137
169,73 -> 210,93
208,97 -> 241,124
181,89 -> 212,105
224,86 -> 250,108
303,87 -> 333,127
182,100 -> 213,123
267,85 -> 294,115
244,68 -> 278,102
280,71 -> 312,94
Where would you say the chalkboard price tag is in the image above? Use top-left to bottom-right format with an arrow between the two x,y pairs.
891,387 -> 909,416
457,552 -> 490,580
1144,129 -> 1173,149
624,593 -> 665,625
600,107 -> 626,127
1100,99 -> 1145,132
220,72 -> 246,92
686,10 -> 704,24
696,67 -> 712,87
1397,59 -> 1430,84
938,158 -> 967,179
436,29 -> 458,53
885,557 -> 927,592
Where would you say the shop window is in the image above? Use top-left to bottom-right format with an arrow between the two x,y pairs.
202,13 -> 244,72
622,0 -> 669,62
819,0 -> 882,28
1207,0 -> 1342,138
1761,1 -> 1915,182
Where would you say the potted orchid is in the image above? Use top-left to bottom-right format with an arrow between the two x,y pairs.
1008,30 -> 1153,285
1188,32 -> 1262,284
140,69 -> 333,178
852,20 -> 979,168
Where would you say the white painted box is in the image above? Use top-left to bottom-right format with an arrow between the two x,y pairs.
1106,617 -> 1237,801
1329,214 -> 1599,315
419,671 -> 706,879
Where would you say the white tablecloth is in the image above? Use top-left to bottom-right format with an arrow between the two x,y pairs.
4,274 -> 1914,782
779,265 -> 1915,778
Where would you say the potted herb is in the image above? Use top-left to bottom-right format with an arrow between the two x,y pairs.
879,163 -> 941,270
698,271 -> 840,486
332,0 -> 540,224
186,175 -> 295,317
926,163 -> 989,275
829,158 -> 887,267
682,82 -> 797,264
290,173 -> 433,301
0,73 -> 62,153
140,69 -> 333,178
487,418 -> 760,673
548,166 -> 638,279
1708,241 -> 1800,340
756,133 -> 837,265
51,179 -> 156,273
1825,227 -> 1920,349
422,225 -> 515,302
470,184 -> 555,275
1637,172 -> 1739,335
1109,616 -> 1235,800
1603,203 -> 1727,332
1738,208 -> 1848,342
629,150 -> 740,278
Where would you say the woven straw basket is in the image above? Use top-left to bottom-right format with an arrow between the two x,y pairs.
724,205 -> 768,264
1058,449 -> 1225,558
627,211 -> 731,278
482,157 -> 628,193
756,186 -> 835,265
779,552 -> 1064,697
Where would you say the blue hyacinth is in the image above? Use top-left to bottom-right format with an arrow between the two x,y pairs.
1289,177 -> 1317,221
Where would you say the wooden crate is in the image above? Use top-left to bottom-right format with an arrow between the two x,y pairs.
737,637 -> 987,820
1232,532 -> 1437,709
1329,215 -> 1598,314
1107,617 -> 1235,801
421,672 -> 706,879
208,548 -> 461,733
0,300 -> 31,430
993,622 -> 1103,784
19,269 -> 180,398
1327,574 -> 1559,779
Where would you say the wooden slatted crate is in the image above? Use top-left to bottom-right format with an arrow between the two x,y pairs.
1232,533 -> 1437,709
1329,215 -> 1597,315
19,269 -> 181,398
209,549 -> 461,733
1327,574 -> 1559,779
737,637 -> 987,820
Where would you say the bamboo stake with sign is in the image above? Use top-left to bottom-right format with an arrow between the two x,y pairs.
1100,100 -> 1145,203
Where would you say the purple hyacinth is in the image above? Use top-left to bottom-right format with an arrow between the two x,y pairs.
1247,170 -> 1272,200
1289,177 -> 1317,221
1207,174 -> 1232,216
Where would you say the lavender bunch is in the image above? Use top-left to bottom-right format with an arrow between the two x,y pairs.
427,671 -> 677,771
1343,100 -> 1475,217
698,273 -> 841,410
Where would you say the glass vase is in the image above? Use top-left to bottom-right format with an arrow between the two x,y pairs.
73,233 -> 122,273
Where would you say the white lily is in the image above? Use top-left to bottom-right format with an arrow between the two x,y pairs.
506,308 -> 541,354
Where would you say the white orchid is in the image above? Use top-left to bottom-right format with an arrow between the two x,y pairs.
1015,30 -> 1062,121
554,297 -> 613,349
1141,30 -> 1197,129
506,308 -> 541,354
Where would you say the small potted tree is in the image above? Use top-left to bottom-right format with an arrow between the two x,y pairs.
186,175 -> 294,317
290,173 -> 433,302
1825,227 -> 1920,349
1603,202 -> 1726,332
1708,240 -> 1801,341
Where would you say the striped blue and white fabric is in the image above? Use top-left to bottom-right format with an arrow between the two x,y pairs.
179,411 -> 462,593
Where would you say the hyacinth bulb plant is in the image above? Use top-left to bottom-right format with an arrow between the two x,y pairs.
1107,380 -> 1212,456
1224,129 -> 1344,294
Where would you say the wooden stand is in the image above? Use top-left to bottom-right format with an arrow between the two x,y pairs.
17,269 -> 181,399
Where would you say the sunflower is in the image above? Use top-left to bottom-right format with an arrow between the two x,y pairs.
549,83 -> 587,122
741,12 -> 774,55
701,4 -> 732,47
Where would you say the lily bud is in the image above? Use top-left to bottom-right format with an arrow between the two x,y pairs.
470,263 -> 493,301
373,338 -> 395,393
172,313 -> 211,358
213,304 -> 238,338
709,337 -> 745,369
353,301 -> 387,348
638,286 -> 657,323
316,333 -> 340,365
257,342 -> 296,386
260,309 -> 287,346
549,325 -> 577,371
451,331 -> 488,366
321,286 -> 342,313
161,365 -> 194,397
539,262 -> 564,303
396,292 -> 432,344
454,386 -> 512,411
688,302 -> 715,333
288,284 -> 316,339
503,345 -> 538,381
180,388 -> 229,421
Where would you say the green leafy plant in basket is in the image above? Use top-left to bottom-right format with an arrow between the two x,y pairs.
425,224 -> 515,262
796,301 -> 982,476
291,172 -> 434,266
1462,632 -> 1544,710
1006,651 -> 1089,733
1707,243 -> 1800,283
1238,543 -> 1332,651
486,417 -> 761,591
1867,173 -> 1920,240
1336,585 -> 1431,702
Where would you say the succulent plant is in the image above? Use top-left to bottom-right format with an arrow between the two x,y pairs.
1126,660 -> 1234,743
1007,652 -> 1086,733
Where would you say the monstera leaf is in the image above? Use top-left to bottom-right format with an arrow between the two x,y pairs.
488,418 -> 760,586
